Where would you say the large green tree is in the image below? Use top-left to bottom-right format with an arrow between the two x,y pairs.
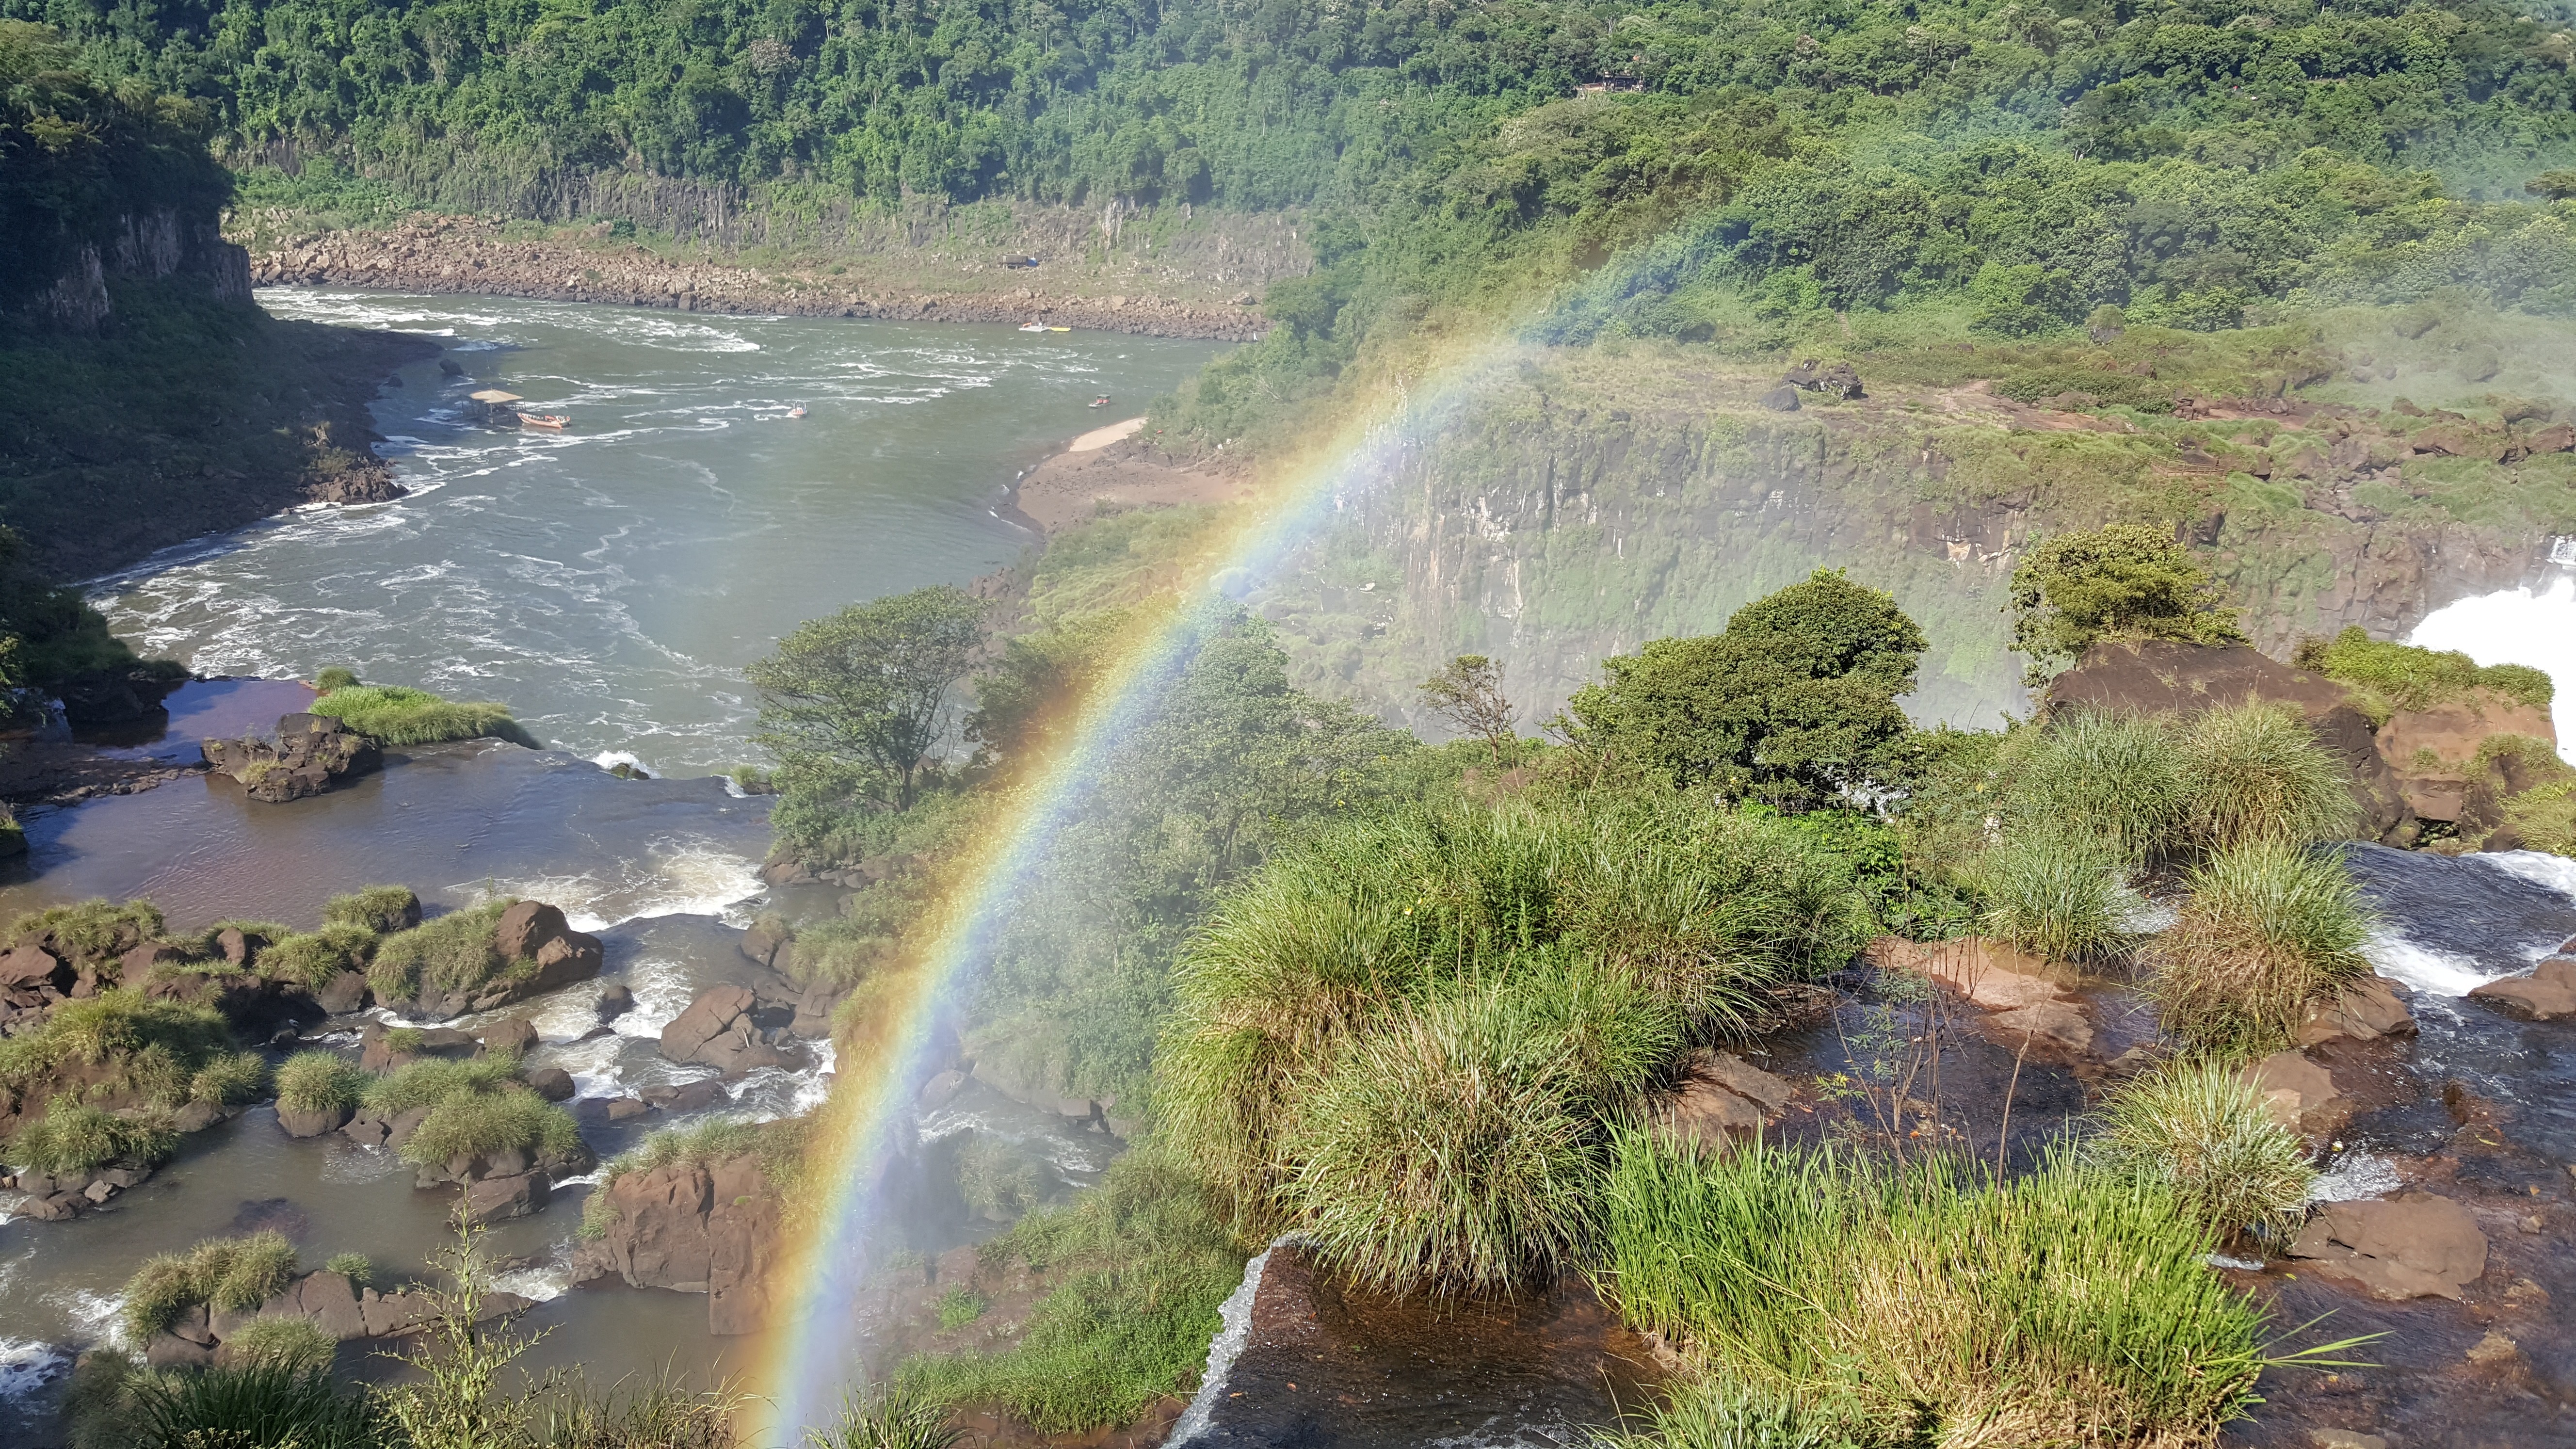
1566,569 -> 1926,807
2008,524 -> 2247,685
749,584 -> 988,809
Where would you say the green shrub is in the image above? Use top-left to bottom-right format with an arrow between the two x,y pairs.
313,666 -> 359,692
217,1316 -> 338,1373
1598,1133 -> 2288,1445
188,1050 -> 268,1106
811,1386 -> 965,1449
401,1085 -> 581,1167
209,1230 -> 299,1311
258,922 -> 379,989
2175,703 -> 2358,853
2009,524 -> 2246,684
2300,625 -> 2554,715
1979,829 -> 2136,964
3,898 -> 163,968
324,1251 -> 373,1288
896,1149 -> 1241,1435
1275,985 -> 1596,1296
309,683 -> 541,747
366,899 -> 515,1003
6,1100 -> 176,1175
275,1051 -> 371,1112
2150,842 -> 2373,1054
2004,710 -> 2187,868
129,1360 -> 374,1449
321,884 -> 419,934
2096,1061 -> 2316,1247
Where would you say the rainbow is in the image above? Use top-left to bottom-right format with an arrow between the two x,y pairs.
750,334 -> 1518,1441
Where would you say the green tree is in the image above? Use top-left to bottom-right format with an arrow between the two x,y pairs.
1566,569 -> 1926,807
1418,654 -> 1516,763
749,585 -> 987,809
2008,524 -> 2247,685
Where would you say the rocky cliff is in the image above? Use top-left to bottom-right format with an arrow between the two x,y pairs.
26,206 -> 252,336
1247,349 -> 2576,731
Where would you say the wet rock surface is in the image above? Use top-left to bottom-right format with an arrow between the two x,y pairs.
570,1154 -> 783,1334
201,712 -> 382,802
1170,1244 -> 1661,1448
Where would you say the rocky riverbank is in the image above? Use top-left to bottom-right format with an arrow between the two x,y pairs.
250,216 -> 1275,341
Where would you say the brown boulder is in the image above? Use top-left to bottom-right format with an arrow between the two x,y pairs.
2289,1193 -> 2489,1300
494,901 -> 570,962
571,1153 -> 783,1335
277,1100 -> 354,1138
2244,1050 -> 2339,1128
2295,975 -> 2416,1046
661,984 -> 755,1062
523,1065 -> 576,1101
0,945 -> 66,990
464,1170 -> 551,1224
740,919 -> 787,968
315,969 -> 369,1014
290,1269 -> 368,1340
202,713 -> 381,803
479,1016 -> 539,1059
2044,640 -> 2413,843
2468,957 -> 2576,1021
596,982 -> 634,1020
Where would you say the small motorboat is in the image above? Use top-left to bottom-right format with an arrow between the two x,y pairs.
518,412 -> 568,430
1018,322 -> 1048,333
1088,395 -> 1111,408
786,405 -> 807,419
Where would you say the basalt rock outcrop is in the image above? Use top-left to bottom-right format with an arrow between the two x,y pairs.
659,984 -> 803,1075
570,1155 -> 783,1334
2469,937 -> 2576,1020
202,713 -> 381,802
2288,1193 -> 2491,1301
2044,639 -> 2416,843
2,1158 -> 165,1220
142,1268 -> 532,1367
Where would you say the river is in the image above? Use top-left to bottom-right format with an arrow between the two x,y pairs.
0,293 -> 1225,1440
91,290 -> 1226,774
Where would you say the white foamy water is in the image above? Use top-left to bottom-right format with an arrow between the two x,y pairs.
2407,575 -> 2576,763
86,290 -> 1227,773
460,837 -> 764,934
2362,929 -> 2504,998
2310,1151 -> 2404,1203
0,1339 -> 70,1403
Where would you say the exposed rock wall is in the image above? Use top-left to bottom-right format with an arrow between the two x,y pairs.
23,208 -> 252,335
570,1156 -> 782,1334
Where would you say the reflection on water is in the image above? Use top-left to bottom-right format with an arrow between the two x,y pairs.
86,291 -> 1227,774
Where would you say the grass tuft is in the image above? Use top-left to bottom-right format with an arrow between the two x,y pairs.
5,1100 -> 177,1175
2176,703 -> 2358,853
259,922 -> 380,989
366,899 -> 516,1003
2005,710 -> 2188,868
2150,842 -> 2373,1054
401,1086 -> 582,1167
1598,1132 -> 2282,1446
322,884 -> 419,934
275,1050 -> 371,1113
1978,828 -> 2136,963
310,684 -> 541,747
129,1359 -> 376,1449
218,1316 -> 338,1373
121,1231 -> 300,1342
2096,1060 -> 2317,1247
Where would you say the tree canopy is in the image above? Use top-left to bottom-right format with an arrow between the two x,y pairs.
1566,569 -> 1927,807
2008,523 -> 2248,684
749,583 -> 988,808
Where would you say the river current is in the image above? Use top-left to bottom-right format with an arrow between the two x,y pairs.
92,290 -> 1224,773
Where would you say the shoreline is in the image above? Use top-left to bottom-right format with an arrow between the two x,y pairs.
251,215 -> 1273,342
1004,419 -> 1250,535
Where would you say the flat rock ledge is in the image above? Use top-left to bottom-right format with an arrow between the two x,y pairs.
2288,1194 -> 2491,1301
144,1269 -> 530,1368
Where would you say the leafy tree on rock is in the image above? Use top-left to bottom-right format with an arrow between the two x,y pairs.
1419,654 -> 1516,764
1566,569 -> 1926,808
2009,524 -> 2246,686
749,584 -> 987,809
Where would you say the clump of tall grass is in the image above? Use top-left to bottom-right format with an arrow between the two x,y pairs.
322,883 -> 421,934
894,1148 -> 1242,1436
310,683 -> 542,747
367,899 -> 518,1002
1159,794 -> 1868,1225
0,990 -> 233,1106
130,1359 -> 377,1449
1275,985 -> 1600,1296
808,1387 -> 963,1449
188,1049 -> 269,1106
6,1100 -> 177,1175
1598,1132 -> 2291,1446
275,1050 -> 372,1113
2002,709 -> 2187,868
4,897 -> 163,968
217,1316 -> 338,1373
2150,841 -> 2373,1054
2175,702 -> 2357,853
364,1056 -> 522,1113
259,922 -> 381,989
2096,1061 -> 2316,1247
1977,828 -> 2136,964
529,1369 -> 745,1449
1591,1376 -> 1848,1449
402,1087 -> 583,1167
122,1231 -> 301,1342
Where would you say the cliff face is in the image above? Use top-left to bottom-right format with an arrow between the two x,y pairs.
27,208 -> 252,335
1252,351 -> 2575,731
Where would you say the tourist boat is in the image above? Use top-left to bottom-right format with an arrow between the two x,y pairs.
1018,322 -> 1048,333
1089,395 -> 1111,408
517,412 -> 569,430
786,405 -> 806,419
